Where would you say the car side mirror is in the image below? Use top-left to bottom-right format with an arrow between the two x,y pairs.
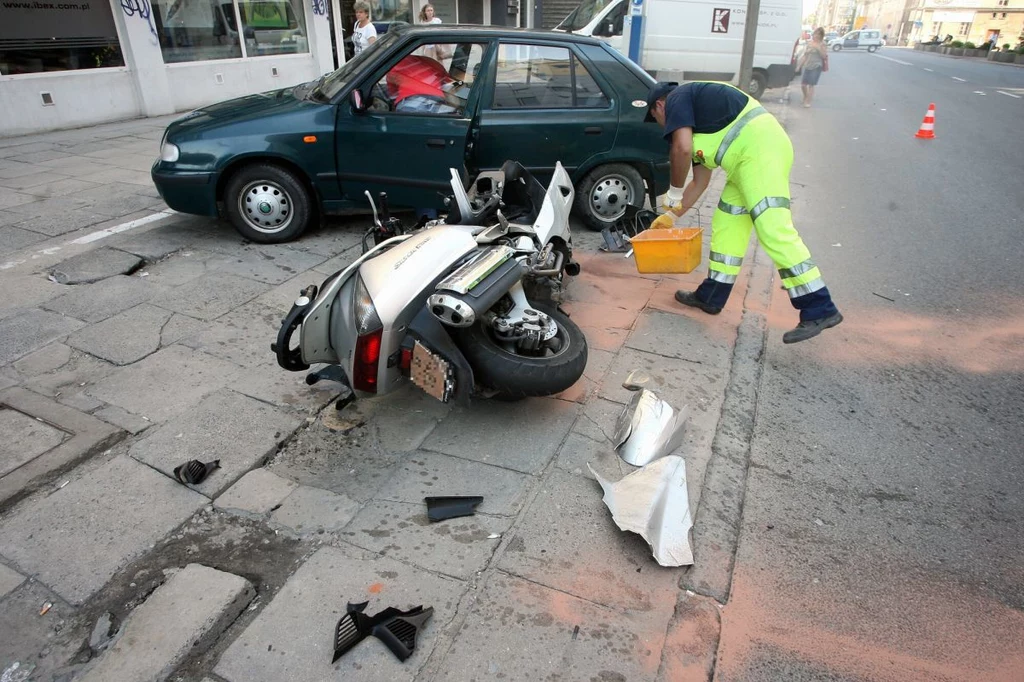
351,90 -> 366,113
598,20 -> 615,36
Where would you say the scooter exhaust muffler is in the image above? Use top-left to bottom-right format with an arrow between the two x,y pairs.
428,246 -> 523,327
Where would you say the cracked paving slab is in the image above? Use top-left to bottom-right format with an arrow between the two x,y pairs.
0,455 -> 207,605
129,388 -> 303,497
66,303 -> 172,366
85,345 -> 242,423
497,470 -> 681,614
341,498 -> 509,579
432,571 -> 674,682
42,275 -> 167,324
48,247 -> 142,285
214,544 -> 467,682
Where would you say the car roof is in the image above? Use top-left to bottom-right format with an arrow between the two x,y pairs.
390,23 -> 607,46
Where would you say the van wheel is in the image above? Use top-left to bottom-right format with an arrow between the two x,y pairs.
867,45 -> 878,52
747,71 -> 767,100
224,163 -> 313,243
575,163 -> 645,231
832,44 -> 842,51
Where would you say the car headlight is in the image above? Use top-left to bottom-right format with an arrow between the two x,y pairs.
160,142 -> 180,163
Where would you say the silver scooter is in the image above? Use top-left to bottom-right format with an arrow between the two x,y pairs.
273,161 -> 587,405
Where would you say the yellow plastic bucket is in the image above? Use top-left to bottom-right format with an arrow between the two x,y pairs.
629,227 -> 703,274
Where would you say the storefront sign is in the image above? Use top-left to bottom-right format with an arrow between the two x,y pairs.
0,0 -> 120,40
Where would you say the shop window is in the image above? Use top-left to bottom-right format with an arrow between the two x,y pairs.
366,42 -> 484,115
491,44 -> 610,110
0,2 -> 125,75
151,0 -> 308,64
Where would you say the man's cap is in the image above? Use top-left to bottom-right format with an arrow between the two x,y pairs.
644,82 -> 678,122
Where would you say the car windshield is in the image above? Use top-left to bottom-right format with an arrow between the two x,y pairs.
320,28 -> 404,99
556,0 -> 617,31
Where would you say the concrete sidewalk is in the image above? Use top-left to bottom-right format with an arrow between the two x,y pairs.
0,96 -> 790,681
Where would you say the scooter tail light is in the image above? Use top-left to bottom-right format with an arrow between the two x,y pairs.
353,275 -> 383,335
353,328 -> 384,392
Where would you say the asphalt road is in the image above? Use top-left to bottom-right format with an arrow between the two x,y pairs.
716,50 -> 1024,680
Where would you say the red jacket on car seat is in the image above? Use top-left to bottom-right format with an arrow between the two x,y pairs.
386,56 -> 450,105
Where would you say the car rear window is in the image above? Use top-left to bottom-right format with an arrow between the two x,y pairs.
491,44 -> 610,109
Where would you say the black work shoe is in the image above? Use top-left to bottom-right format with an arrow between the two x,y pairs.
675,290 -> 723,315
782,312 -> 843,344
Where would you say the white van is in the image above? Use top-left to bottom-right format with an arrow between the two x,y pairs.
828,29 -> 884,52
554,0 -> 801,100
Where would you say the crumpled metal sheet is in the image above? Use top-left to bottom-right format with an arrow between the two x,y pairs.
589,456 -> 693,567
613,389 -> 688,467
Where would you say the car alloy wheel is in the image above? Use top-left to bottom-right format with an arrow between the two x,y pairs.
238,180 -> 294,234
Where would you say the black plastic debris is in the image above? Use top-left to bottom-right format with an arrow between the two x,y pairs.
424,496 -> 483,523
172,459 -> 220,485
333,601 -> 433,663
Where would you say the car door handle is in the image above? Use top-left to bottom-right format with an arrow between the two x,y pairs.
426,138 -> 447,149
584,126 -> 602,135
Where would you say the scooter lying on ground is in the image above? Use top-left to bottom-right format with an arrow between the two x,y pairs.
273,160 -> 588,405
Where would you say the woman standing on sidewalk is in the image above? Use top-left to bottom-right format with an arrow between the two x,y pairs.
799,28 -> 828,108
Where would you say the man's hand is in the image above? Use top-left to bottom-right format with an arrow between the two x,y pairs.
662,185 -> 685,214
650,213 -> 676,230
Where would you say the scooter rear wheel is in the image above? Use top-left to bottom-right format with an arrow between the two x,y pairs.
455,302 -> 588,400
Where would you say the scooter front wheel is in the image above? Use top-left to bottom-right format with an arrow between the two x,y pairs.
455,303 -> 588,400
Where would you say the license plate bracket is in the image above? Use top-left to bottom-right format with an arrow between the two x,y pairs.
410,340 -> 455,403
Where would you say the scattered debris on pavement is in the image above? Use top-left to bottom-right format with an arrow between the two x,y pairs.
39,601 -> 53,616
425,496 -> 483,522
89,612 -> 116,652
589,456 -> 694,567
1,661 -> 35,682
613,388 -> 688,467
173,459 -> 220,485
333,601 -> 434,663
621,368 -> 652,391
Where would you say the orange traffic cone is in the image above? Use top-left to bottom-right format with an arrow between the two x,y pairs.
915,103 -> 936,139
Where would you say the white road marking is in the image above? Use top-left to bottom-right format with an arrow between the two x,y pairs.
952,76 -> 966,82
997,90 -> 1022,98
924,68 -> 934,72
974,91 -> 987,95
0,210 -> 175,271
874,54 -> 913,65
69,211 -> 175,245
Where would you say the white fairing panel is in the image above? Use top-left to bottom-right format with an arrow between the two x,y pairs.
359,225 -> 478,328
533,162 -> 574,245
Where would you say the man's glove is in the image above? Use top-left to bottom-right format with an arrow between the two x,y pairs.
650,213 -> 676,231
662,185 -> 684,214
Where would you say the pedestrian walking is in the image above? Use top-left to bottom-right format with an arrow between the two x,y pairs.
645,81 -> 843,343
352,1 -> 377,56
799,27 -> 829,108
418,3 -> 442,24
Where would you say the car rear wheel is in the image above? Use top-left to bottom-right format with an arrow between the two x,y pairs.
748,71 -> 767,100
575,163 -> 645,232
224,164 -> 313,243
867,45 -> 878,52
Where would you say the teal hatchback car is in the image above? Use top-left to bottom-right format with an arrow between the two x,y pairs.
152,24 -> 669,243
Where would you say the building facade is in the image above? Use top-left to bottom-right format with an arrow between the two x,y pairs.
0,0 -> 531,136
906,0 -> 1024,46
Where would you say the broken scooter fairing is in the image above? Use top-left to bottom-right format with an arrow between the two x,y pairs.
333,601 -> 434,663
589,456 -> 693,567
613,389 -> 689,467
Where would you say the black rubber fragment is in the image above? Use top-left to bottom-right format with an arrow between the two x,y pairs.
425,496 -> 483,522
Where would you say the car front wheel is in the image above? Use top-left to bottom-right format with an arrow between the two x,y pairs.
832,44 -> 842,51
575,163 -> 645,231
224,163 -> 313,243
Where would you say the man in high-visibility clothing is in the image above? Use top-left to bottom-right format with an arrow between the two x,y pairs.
645,81 -> 843,343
